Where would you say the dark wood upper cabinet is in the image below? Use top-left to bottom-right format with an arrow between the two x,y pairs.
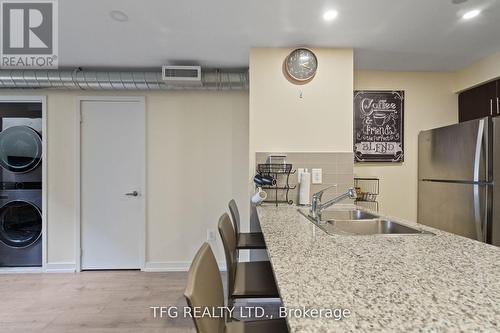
459,80 -> 499,122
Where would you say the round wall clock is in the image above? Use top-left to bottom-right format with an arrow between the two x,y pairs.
285,48 -> 318,82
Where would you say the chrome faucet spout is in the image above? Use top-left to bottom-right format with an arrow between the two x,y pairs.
310,187 -> 357,220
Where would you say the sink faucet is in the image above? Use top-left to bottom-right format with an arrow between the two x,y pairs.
310,186 -> 357,220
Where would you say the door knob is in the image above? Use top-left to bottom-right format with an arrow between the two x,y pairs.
125,191 -> 139,197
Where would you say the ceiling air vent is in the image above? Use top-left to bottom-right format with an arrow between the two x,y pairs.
162,65 -> 201,84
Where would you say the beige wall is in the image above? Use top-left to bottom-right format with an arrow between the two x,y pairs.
354,71 -> 458,221
249,48 -> 354,153
455,51 -> 500,92
0,90 -> 249,269
146,91 -> 248,266
248,47 -> 354,235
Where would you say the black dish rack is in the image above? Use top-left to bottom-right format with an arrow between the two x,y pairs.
354,177 -> 379,212
256,164 -> 296,206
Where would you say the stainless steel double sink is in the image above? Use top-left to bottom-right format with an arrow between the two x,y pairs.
300,209 -> 433,236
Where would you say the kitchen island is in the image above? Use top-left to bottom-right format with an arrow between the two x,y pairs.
256,205 -> 500,332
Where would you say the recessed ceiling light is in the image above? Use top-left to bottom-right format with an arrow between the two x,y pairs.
452,0 -> 468,4
109,10 -> 129,22
462,9 -> 481,20
323,10 -> 338,22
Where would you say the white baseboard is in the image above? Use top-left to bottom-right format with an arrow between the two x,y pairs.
143,261 -> 226,272
45,262 -> 76,273
0,267 -> 44,274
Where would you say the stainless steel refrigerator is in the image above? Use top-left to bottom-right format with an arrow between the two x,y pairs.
418,117 -> 500,245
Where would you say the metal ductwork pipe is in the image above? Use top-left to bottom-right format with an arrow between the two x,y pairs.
0,68 -> 249,90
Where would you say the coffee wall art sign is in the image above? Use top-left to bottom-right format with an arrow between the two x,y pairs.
353,90 -> 404,162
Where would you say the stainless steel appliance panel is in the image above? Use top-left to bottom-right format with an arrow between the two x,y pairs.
0,189 -> 42,267
492,117 -> 500,246
418,118 -> 489,182
0,103 -> 43,185
418,180 -> 489,242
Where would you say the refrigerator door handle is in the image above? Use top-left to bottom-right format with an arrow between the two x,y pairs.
473,119 -> 484,183
473,119 -> 485,241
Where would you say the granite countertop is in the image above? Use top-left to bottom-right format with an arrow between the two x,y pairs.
256,204 -> 500,332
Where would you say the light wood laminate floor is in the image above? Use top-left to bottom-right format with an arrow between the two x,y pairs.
0,271 -> 195,333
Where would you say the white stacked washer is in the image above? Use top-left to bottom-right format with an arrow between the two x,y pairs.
0,102 -> 42,267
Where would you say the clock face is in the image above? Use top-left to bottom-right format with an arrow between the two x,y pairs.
285,48 -> 318,82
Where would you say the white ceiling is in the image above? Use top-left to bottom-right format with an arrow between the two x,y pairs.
59,0 -> 500,71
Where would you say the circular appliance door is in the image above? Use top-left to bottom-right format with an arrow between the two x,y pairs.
0,126 -> 42,173
0,201 -> 42,248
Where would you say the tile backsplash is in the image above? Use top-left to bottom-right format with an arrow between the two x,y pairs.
255,152 -> 354,205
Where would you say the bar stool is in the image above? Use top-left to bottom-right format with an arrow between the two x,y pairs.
228,199 -> 266,249
218,213 -> 279,304
184,243 -> 288,333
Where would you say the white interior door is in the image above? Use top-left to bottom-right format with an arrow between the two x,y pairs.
80,98 -> 145,270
